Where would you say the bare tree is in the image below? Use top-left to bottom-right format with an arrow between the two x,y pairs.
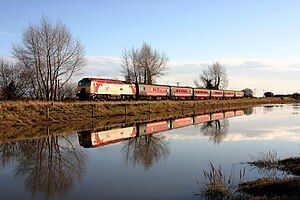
121,47 -> 142,83
194,62 -> 228,90
121,42 -> 168,84
12,16 -> 86,101
0,58 -> 31,100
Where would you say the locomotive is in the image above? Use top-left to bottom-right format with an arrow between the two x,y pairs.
77,77 -> 244,100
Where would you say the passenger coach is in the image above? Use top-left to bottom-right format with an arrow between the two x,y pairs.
136,84 -> 170,100
193,89 -> 210,100
224,90 -> 235,99
210,90 -> 224,99
170,86 -> 193,100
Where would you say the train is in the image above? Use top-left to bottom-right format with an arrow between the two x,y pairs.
78,109 -> 245,148
77,77 -> 244,100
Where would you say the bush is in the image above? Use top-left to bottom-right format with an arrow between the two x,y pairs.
292,93 -> 300,99
264,92 -> 274,97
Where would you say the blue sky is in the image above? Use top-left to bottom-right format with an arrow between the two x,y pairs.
1,0 -> 300,95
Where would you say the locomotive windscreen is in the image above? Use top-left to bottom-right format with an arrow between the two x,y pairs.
79,78 -> 91,86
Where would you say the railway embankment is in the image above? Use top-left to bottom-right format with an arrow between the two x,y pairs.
0,97 -> 297,127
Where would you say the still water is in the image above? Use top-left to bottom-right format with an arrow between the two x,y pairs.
0,104 -> 299,200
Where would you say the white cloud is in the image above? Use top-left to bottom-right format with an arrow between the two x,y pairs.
82,54 -> 300,96
79,55 -> 123,80
224,126 -> 300,142
163,126 -> 300,142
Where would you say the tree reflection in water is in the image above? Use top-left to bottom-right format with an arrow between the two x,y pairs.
0,142 -> 19,168
121,134 -> 170,170
200,119 -> 229,145
0,133 -> 86,200
244,107 -> 254,116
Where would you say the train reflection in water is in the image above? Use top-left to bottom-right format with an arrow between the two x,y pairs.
78,109 -> 245,148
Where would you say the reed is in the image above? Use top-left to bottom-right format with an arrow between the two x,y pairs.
248,150 -> 279,169
196,161 -> 245,200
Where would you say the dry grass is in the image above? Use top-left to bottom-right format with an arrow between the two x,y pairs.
248,150 -> 279,169
247,151 -> 300,176
0,97 -> 296,127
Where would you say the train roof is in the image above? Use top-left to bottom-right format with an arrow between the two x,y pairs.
137,83 -> 171,87
222,90 -> 235,92
80,77 -> 132,84
194,88 -> 210,90
169,85 -> 194,89
137,83 -> 193,89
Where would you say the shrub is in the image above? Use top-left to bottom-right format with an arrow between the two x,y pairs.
264,92 -> 274,97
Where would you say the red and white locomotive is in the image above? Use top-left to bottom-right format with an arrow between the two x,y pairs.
77,78 -> 136,100
77,77 -> 244,100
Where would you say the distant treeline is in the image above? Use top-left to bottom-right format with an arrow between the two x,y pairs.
264,91 -> 300,99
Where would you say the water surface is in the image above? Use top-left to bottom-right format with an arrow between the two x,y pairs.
0,103 -> 299,199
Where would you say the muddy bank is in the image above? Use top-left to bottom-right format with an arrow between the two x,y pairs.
0,97 -> 296,126
238,177 -> 300,199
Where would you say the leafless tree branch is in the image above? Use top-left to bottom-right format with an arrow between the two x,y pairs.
120,42 -> 169,84
12,15 -> 86,101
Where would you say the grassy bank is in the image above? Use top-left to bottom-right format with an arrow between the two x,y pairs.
0,104 -> 257,144
0,97 -> 297,126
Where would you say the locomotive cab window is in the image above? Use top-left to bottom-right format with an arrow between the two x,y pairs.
79,79 -> 91,86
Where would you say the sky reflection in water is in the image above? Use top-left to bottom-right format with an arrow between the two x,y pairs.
0,103 -> 299,200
